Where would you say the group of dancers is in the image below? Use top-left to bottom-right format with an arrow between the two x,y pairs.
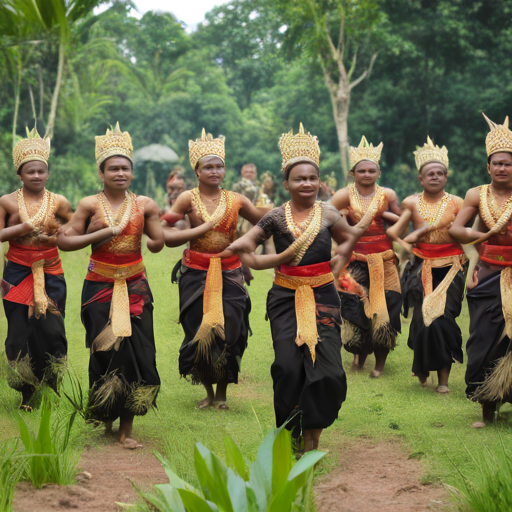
2,113 -> 512,449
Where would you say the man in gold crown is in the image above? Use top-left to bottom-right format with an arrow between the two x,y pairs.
450,113 -> 512,427
162,129 -> 268,410
225,124 -> 362,451
0,128 -> 72,410
331,137 -> 401,377
387,138 -> 464,393
57,123 -> 164,447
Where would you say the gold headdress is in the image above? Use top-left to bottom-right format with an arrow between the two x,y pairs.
413,136 -> 449,171
188,129 -> 225,169
483,113 -> 512,157
349,136 -> 383,169
278,123 -> 320,175
95,122 -> 133,169
13,127 -> 51,171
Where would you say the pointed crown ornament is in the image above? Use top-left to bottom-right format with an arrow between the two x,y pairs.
483,113 -> 512,157
349,136 -> 383,169
278,123 -> 320,176
95,122 -> 133,169
188,129 -> 225,169
413,136 -> 449,171
13,127 -> 51,171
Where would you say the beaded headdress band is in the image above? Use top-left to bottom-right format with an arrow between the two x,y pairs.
278,123 -> 320,176
95,122 -> 133,170
189,129 -> 225,170
413,136 -> 449,172
349,136 -> 383,169
483,113 -> 512,158
13,127 -> 51,171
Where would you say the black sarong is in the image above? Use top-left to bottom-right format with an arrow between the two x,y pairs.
402,261 -> 464,376
2,261 -> 67,392
178,266 -> 251,384
81,278 -> 160,422
465,270 -> 511,401
339,260 -> 402,355
267,281 -> 346,437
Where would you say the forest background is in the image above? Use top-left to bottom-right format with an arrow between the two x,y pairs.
1,0 -> 511,207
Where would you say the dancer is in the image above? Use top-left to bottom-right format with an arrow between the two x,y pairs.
164,130 -> 267,410
449,114 -> 512,427
0,128 -> 72,410
227,124 -> 362,451
331,136 -> 401,377
58,123 -> 164,446
387,137 -> 464,393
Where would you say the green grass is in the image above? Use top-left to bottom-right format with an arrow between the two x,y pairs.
0,244 -> 510,503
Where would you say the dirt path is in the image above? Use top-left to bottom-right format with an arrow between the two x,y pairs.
13,443 -> 168,512
13,438 -> 451,512
315,439 -> 451,512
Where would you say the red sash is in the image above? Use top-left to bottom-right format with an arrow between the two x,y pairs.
279,261 -> 332,277
183,249 -> 241,271
5,241 -> 63,275
479,242 -> 512,267
413,243 -> 463,260
353,234 -> 392,255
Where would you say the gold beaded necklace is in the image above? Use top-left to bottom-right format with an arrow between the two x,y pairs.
284,201 -> 323,263
98,190 -> 133,236
480,184 -> 512,232
190,187 -> 228,227
417,192 -> 451,226
17,188 -> 51,228
348,184 -> 385,231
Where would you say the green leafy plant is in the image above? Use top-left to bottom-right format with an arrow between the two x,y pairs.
0,440 -> 23,512
447,433 -> 512,512
17,394 -> 79,488
131,425 -> 325,512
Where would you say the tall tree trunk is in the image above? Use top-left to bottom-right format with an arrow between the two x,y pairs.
334,83 -> 351,185
46,42 -> 65,138
12,51 -> 22,147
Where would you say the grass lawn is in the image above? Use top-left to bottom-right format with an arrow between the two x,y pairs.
0,244 -> 510,498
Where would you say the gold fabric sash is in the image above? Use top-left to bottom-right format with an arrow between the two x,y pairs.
501,267 -> 512,340
274,270 -> 334,364
89,258 -> 145,346
191,257 -> 225,361
420,256 -> 461,327
32,259 -> 48,319
351,249 -> 397,336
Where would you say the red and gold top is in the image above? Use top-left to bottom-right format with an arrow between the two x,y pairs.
188,188 -> 241,256
86,193 -> 145,282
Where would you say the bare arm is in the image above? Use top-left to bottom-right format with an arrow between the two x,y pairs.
330,188 -> 350,212
387,189 -> 402,216
386,205 -> 413,253
57,198 -> 114,251
164,221 -> 213,248
238,194 -> 269,225
238,244 -> 296,270
448,188 -> 485,244
55,195 -> 73,223
143,198 -> 165,253
330,215 -> 364,280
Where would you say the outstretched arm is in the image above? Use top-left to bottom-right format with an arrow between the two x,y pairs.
386,207 -> 414,254
448,188 -> 485,244
57,198 -> 113,251
238,195 -> 270,225
330,215 -> 365,279
164,221 -> 213,247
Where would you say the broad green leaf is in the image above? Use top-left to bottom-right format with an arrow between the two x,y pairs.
271,428 -> 292,496
156,453 -> 203,495
224,436 -> 249,481
266,480 -> 295,512
178,489 -> 217,512
156,484 -> 186,512
194,443 -> 234,512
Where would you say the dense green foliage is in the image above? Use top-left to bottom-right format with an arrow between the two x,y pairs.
133,427 -> 324,512
1,0 -> 512,204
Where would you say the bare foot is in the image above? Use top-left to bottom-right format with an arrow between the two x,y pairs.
214,401 -> 229,410
121,438 -> 143,449
369,370 -> 382,378
104,421 -> 116,437
436,385 -> 450,394
197,397 -> 214,409
471,421 -> 486,429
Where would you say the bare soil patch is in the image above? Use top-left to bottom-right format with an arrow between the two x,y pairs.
13,442 -> 168,512
315,439 -> 451,512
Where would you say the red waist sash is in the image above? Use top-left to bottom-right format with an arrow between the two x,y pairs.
413,243 -> 463,260
278,261 -> 332,277
183,249 -> 241,271
353,234 -> 392,255
479,242 -> 512,267
5,241 -> 63,275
